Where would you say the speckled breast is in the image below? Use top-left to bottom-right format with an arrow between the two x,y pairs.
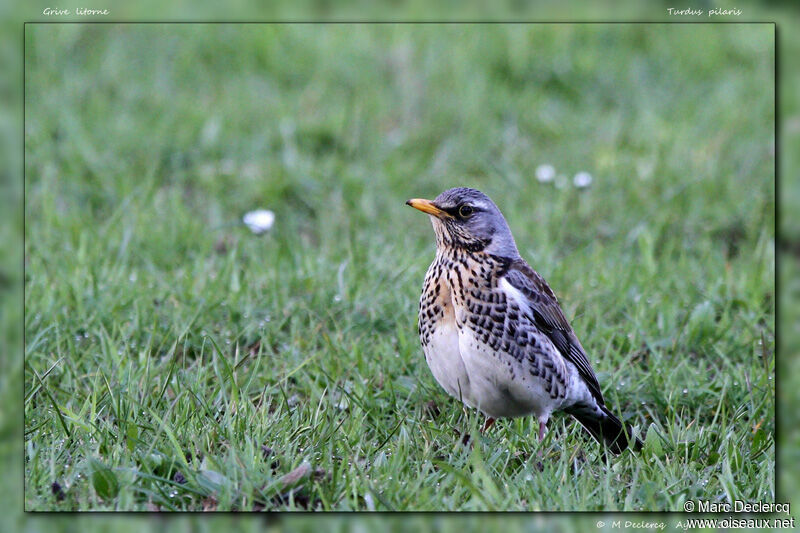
418,254 -> 473,404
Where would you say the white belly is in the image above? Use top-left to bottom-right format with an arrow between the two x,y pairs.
457,327 -> 555,419
423,314 -> 556,419
423,319 -> 473,406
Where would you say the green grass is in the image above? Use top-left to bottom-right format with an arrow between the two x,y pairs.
24,23 -> 774,511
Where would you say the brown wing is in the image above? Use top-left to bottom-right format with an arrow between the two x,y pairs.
503,259 -> 605,404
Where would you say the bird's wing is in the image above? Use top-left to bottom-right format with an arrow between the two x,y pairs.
502,259 -> 605,404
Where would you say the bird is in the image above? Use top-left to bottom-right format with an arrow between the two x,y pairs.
406,187 -> 642,455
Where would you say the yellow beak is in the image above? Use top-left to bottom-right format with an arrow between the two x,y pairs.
406,198 -> 451,218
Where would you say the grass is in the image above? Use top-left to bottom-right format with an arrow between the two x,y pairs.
24,23 -> 774,511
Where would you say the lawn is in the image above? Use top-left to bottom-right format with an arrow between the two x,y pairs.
24,23 -> 774,511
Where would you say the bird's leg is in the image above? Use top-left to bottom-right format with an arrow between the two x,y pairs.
457,403 -> 473,446
480,417 -> 496,434
535,419 -> 546,471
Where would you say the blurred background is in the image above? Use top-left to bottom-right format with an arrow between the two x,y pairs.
3,0 -> 796,530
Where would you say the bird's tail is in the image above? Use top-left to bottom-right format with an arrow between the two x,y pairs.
569,405 -> 643,455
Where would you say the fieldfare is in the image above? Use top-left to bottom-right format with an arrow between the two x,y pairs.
407,187 -> 642,454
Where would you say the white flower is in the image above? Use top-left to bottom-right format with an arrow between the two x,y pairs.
243,209 -> 275,234
535,164 -> 556,183
573,171 -> 593,188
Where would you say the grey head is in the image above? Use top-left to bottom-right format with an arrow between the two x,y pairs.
406,187 -> 520,258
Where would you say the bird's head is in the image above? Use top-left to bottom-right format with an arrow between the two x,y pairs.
406,187 -> 519,257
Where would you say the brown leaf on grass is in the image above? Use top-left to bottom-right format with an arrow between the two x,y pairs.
280,462 -> 311,488
255,461 -> 327,510
202,496 -> 218,512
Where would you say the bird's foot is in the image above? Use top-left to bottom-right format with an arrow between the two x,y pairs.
454,417 -> 495,449
454,428 -> 473,448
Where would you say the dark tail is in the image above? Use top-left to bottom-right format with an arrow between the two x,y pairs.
569,405 -> 643,455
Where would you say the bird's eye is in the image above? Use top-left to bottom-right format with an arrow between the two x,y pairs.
458,205 -> 473,218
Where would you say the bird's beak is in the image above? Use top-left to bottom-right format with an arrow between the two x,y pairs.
406,198 -> 451,219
